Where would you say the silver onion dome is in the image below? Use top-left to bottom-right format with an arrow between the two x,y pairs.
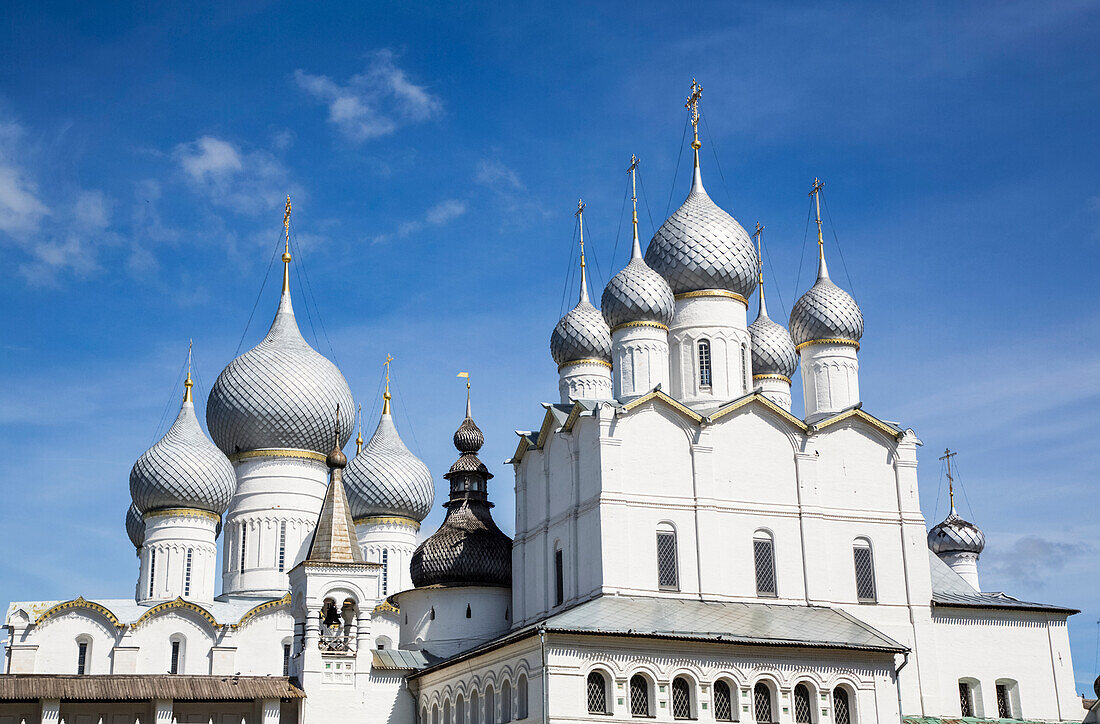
749,283 -> 797,380
126,503 -> 145,549
551,261 -> 612,366
789,252 -> 863,349
344,401 -> 434,522
130,391 -> 235,515
601,229 -> 675,330
207,282 -> 354,456
928,506 -> 985,555
644,165 -> 758,298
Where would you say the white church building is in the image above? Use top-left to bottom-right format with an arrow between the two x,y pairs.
1,87 -> 1083,724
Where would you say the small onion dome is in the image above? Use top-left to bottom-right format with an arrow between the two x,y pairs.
207,283 -> 354,456
454,409 -> 484,454
749,286 -> 797,381
789,252 -> 863,349
126,503 -> 145,549
928,506 -> 986,555
601,232 -> 675,330
644,165 -> 758,299
344,406 -> 434,522
130,394 -> 235,515
551,267 -> 612,367
409,500 -> 512,587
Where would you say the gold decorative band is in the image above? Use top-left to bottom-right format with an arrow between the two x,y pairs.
610,321 -> 669,334
557,358 -> 613,372
795,338 -> 860,352
143,508 -> 221,524
674,290 -> 747,304
229,448 -> 328,463
753,373 -> 792,384
353,516 -> 421,531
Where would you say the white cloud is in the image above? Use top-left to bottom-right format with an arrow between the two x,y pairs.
0,122 -> 50,234
174,136 -> 298,217
472,159 -> 549,230
373,198 -> 467,244
475,159 -> 524,191
294,50 -> 442,143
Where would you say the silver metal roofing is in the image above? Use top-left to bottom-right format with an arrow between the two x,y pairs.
551,299 -> 612,366
372,648 -> 431,670
345,411 -> 434,522
601,234 -> 675,330
129,399 -> 235,515
748,287 -> 797,379
644,166 -> 758,298
206,288 -> 354,456
927,550 -> 1076,613
789,255 -> 863,348
927,506 -> 985,555
125,503 -> 145,549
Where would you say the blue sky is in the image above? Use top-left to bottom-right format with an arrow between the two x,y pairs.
2,0 -> 1098,693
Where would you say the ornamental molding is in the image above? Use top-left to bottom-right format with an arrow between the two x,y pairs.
795,337 -> 860,352
35,597 -> 125,629
233,592 -> 292,629
229,448 -> 328,463
558,358 -> 613,372
354,515 -> 421,531
610,320 -> 669,334
143,508 -> 221,524
674,290 -> 748,304
134,597 -> 220,629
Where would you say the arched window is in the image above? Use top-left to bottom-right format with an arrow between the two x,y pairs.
587,672 -> 609,714
656,525 -> 679,590
471,690 -> 481,724
278,521 -> 287,573
517,674 -> 529,720
382,548 -> 390,595
995,680 -> 1018,719
457,695 -> 466,724
958,679 -> 982,718
422,707 -> 428,724
433,703 -> 440,724
832,688 -> 851,724
75,636 -> 91,675
282,639 -> 292,676
554,545 -> 564,606
501,680 -> 512,723
672,677 -> 693,720
444,699 -> 452,724
169,635 -> 184,675
853,539 -> 876,602
698,340 -> 712,388
630,675 -> 650,717
713,681 -> 733,722
793,684 -> 812,723
753,683 -> 773,723
486,685 -> 496,724
753,531 -> 776,597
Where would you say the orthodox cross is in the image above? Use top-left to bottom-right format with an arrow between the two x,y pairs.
575,199 -> 586,269
628,155 -> 639,233
685,79 -> 703,149
356,403 -> 363,454
809,178 -> 825,253
753,222 -> 765,283
282,195 -> 293,290
939,448 -> 958,509
383,354 -> 393,414
184,339 -> 193,402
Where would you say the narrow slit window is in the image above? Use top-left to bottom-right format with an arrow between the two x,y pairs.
183,549 -> 193,597
148,548 -> 157,598
76,641 -> 88,675
753,534 -> 776,597
656,530 -> 679,590
239,524 -> 247,575
278,521 -> 287,573
698,340 -> 712,388
282,643 -> 291,676
382,549 -> 389,596
554,548 -> 564,606
853,542 -> 876,602
170,640 -> 181,675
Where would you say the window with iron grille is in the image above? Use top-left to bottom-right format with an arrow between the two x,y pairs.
753,536 -> 776,596
832,689 -> 850,724
753,683 -> 772,723
587,672 -> 608,714
741,343 -> 749,391
382,549 -> 389,596
996,684 -> 1012,719
183,549 -> 193,597
148,549 -> 157,598
672,677 -> 693,720
713,681 -> 733,722
282,643 -> 291,676
554,548 -> 564,606
958,682 -> 974,718
239,524 -> 247,574
76,641 -> 88,675
657,531 -> 679,590
170,640 -> 181,675
698,340 -> 712,388
853,543 -> 875,602
278,521 -> 287,572
793,684 -> 812,724
630,675 -> 650,717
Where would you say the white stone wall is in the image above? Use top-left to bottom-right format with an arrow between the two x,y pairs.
611,326 -> 669,400
138,510 -> 218,605
798,344 -> 859,420
668,295 -> 751,407
558,362 -> 613,405
397,586 -> 512,660
358,518 -> 420,598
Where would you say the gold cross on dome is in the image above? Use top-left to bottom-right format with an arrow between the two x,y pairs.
685,78 -> 702,129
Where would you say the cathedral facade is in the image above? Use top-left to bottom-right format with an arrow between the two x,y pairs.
0,93 -> 1082,724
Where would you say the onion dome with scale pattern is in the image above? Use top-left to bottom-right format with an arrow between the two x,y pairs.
928,501 -> 985,556
206,256 -> 354,456
344,387 -> 434,523
748,273 -> 797,381
126,503 -> 145,549
410,390 -> 512,588
601,222 -> 675,331
644,161 -> 758,300
551,248 -> 612,367
789,248 -> 863,350
129,377 -> 235,515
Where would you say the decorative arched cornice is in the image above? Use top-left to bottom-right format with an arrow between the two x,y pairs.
620,390 -> 703,424
228,448 -> 327,463
233,592 -> 291,629
809,407 -> 903,442
35,597 -> 124,629
374,599 -> 400,616
134,597 -> 219,629
707,393 -> 807,432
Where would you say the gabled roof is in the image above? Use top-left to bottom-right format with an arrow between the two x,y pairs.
808,404 -> 908,440
706,392 -> 809,431
927,550 -> 1078,614
620,389 -> 704,424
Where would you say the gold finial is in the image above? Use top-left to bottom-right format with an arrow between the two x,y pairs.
939,448 -> 958,513
183,339 -> 194,403
753,222 -> 765,286
383,354 -> 393,415
627,155 -> 643,258
685,79 -> 703,163
355,404 -> 363,454
574,199 -> 590,303
282,195 -> 292,292
809,178 -> 825,261
457,372 -> 471,417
